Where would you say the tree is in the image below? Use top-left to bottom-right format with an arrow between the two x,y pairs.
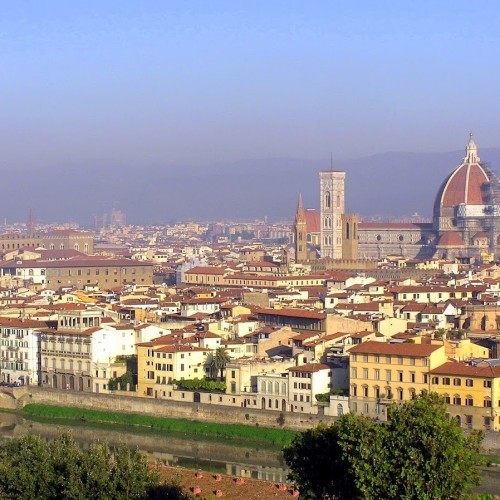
206,347 -> 231,380
0,432 -> 177,499
379,392 -> 483,499
283,392 -> 483,499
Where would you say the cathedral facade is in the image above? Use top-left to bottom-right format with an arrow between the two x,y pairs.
294,135 -> 500,262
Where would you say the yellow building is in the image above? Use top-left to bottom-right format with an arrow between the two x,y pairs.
348,341 -> 447,419
137,338 -> 210,398
430,360 -> 500,431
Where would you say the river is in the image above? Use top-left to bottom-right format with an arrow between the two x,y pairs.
0,411 -> 498,495
0,411 -> 289,484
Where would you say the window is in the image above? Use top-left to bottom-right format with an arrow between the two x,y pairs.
432,376 -> 439,384
465,379 -> 473,387
484,399 -> 492,408
442,377 -> 450,386
351,368 -> 357,378
398,357 -> 403,365
363,355 -> 368,363
386,356 -> 391,364
374,355 -> 380,363
466,415 -> 473,426
410,358 -> 415,366
374,369 -> 380,380
362,368 -> 368,379
453,378 -> 461,386
453,396 -> 462,405
443,394 -> 450,404
484,380 -> 492,388
410,372 -> 416,383
351,385 -> 357,397
465,397 -> 473,406
362,386 -> 368,397
385,370 -> 392,382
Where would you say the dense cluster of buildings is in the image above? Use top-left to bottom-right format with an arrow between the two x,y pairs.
0,135 -> 499,434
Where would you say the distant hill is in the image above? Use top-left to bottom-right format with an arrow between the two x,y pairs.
5,148 -> 500,225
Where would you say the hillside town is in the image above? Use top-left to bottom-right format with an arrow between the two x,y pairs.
0,215 -> 499,433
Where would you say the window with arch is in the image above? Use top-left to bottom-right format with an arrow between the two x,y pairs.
337,194 -> 340,207
325,191 -> 331,208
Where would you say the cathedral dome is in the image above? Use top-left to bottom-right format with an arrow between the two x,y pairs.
433,134 -> 490,225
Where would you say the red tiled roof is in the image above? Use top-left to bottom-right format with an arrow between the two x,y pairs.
304,209 -> 320,233
431,361 -> 500,378
349,340 -> 442,357
256,307 -> 326,320
438,231 -> 464,247
440,163 -> 489,208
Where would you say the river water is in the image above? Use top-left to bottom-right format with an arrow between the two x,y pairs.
0,411 -> 498,495
0,411 -> 289,483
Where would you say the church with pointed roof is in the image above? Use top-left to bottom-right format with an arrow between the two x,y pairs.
294,134 -> 500,263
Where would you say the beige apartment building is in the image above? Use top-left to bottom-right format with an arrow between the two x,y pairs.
0,230 -> 94,254
0,258 -> 154,290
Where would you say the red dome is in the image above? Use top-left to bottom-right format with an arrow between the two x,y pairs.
439,163 -> 489,208
304,209 -> 320,233
437,231 -> 464,247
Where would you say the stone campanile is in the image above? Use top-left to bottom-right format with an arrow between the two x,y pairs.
294,193 -> 308,263
320,170 -> 345,258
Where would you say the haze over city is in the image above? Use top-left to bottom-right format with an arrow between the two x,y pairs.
3,1 -> 500,223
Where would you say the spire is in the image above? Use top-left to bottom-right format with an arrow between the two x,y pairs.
295,193 -> 306,223
464,132 -> 480,164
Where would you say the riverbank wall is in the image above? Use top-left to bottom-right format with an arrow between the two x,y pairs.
2,386 -> 335,431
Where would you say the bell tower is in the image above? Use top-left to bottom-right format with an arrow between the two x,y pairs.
294,193 -> 308,263
320,170 -> 345,258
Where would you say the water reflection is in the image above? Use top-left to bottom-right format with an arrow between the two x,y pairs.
0,411 -> 289,483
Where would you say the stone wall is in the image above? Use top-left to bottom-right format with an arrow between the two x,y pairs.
8,387 -> 336,431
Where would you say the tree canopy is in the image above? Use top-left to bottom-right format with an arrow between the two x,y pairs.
283,392 -> 483,500
0,432 -> 186,499
205,347 -> 231,380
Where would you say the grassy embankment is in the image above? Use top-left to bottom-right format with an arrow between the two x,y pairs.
22,403 -> 296,446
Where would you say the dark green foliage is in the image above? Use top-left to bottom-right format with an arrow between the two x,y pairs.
284,392 -> 483,499
205,347 -> 231,380
0,432 -> 169,499
315,392 -> 330,403
173,377 -> 226,392
108,371 -> 135,391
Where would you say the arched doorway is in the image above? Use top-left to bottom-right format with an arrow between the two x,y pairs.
261,397 -> 266,409
61,375 -> 67,390
52,374 -> 58,389
69,376 -> 75,390
337,403 -> 344,416
78,377 -> 84,391
282,399 -> 287,412
193,392 -> 201,403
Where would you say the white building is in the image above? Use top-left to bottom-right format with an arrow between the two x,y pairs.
0,318 -> 45,385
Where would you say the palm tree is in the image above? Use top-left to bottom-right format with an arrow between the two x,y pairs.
206,347 -> 231,380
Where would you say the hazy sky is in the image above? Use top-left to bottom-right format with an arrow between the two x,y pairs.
2,1 -> 500,169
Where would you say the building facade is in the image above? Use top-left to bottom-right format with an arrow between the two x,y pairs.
319,170 -> 345,259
